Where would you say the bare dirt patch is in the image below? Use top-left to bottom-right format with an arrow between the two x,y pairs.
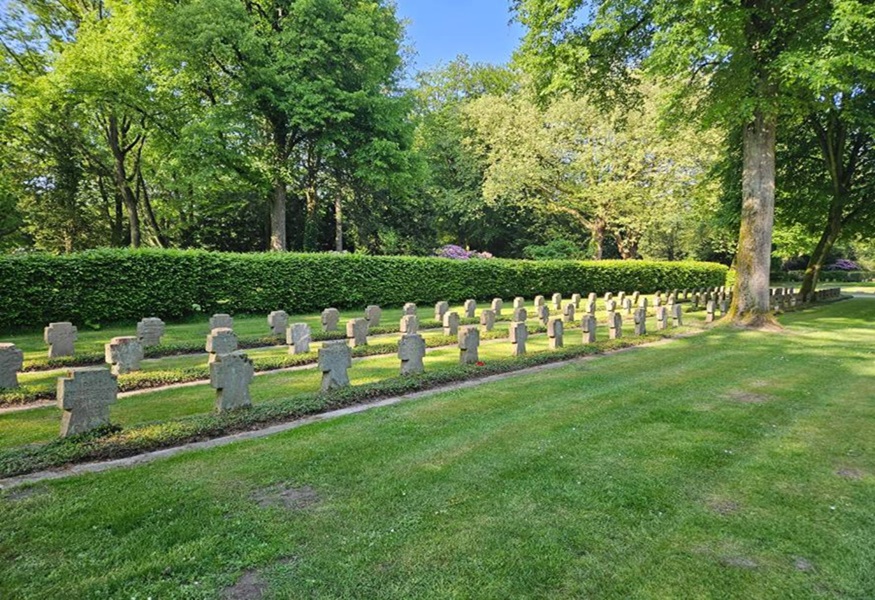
836,468 -> 864,480
252,484 -> 320,511
707,498 -> 741,516
724,390 -> 771,404
223,569 -> 267,600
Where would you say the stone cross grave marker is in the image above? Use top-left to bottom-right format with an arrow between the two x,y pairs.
706,300 -> 716,323
617,292 -> 626,306
584,299 -> 596,317
548,318 -> 564,349
321,308 -> 340,332
287,323 -> 311,355
0,344 -> 24,389
513,297 -> 525,310
319,340 -> 352,391
464,299 -> 477,318
210,352 -> 254,412
480,309 -> 495,331
552,293 -> 562,310
398,333 -> 426,375
534,295 -> 546,310
57,367 -> 117,437
655,306 -> 668,331
609,312 -> 623,340
537,305 -> 550,326
365,305 -> 382,329
632,291 -> 640,306
513,307 -> 528,322
510,321 -> 528,356
491,298 -> 503,316
403,303 -> 417,316
634,308 -> 647,336
347,318 -> 368,347
137,318 -> 165,347
400,315 -> 419,334
588,292 -> 597,305
604,292 -> 613,304
671,303 -> 683,327
443,311 -> 460,336
582,315 -> 597,344
638,297 -> 649,311
206,328 -> 238,364
434,301 -> 449,322
459,326 -> 480,364
45,322 -> 78,359
563,302 -> 575,323
623,297 -> 633,315
571,293 -> 582,308
268,311 -> 289,336
105,336 -> 144,375
210,314 -> 233,330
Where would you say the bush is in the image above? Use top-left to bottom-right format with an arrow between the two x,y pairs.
523,239 -> 585,261
0,249 -> 727,329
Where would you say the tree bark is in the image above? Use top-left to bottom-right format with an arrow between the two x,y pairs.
335,194 -> 343,252
799,220 -> 841,302
729,109 -> 777,325
270,178 -> 287,251
591,218 -> 606,260
105,114 -> 141,248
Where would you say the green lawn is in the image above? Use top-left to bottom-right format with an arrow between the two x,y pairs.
2,299 -> 872,599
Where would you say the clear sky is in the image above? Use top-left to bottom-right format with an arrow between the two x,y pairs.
395,0 -> 524,76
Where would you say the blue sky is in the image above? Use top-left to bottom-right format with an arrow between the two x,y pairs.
395,0 -> 524,75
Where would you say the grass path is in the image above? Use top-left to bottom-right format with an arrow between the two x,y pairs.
1,299 -> 872,598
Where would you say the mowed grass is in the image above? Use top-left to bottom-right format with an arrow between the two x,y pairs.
1,299 -> 872,599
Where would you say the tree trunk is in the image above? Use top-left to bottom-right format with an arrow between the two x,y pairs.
106,115 -> 141,248
270,178 -> 287,251
729,109 -> 777,326
800,204 -> 843,301
591,219 -> 606,260
335,194 -> 343,252
303,184 -> 319,251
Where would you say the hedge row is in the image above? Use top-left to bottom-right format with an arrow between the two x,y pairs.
781,270 -> 874,283
0,249 -> 728,330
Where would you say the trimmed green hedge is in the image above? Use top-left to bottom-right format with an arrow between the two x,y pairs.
0,249 -> 727,330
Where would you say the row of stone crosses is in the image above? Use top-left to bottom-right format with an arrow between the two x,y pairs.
2,286 -> 742,440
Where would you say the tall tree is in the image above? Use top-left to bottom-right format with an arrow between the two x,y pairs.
513,0 -> 875,324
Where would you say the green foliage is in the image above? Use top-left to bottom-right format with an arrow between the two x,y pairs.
523,239 -> 585,261
0,249 -> 728,330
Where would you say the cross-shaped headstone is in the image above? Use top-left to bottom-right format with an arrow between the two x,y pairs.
548,318 -> 564,349
400,314 -> 419,334
480,309 -> 496,331
513,297 -> 525,310
537,305 -> 550,326
623,297 -> 633,315
653,293 -> 663,309
655,306 -> 668,330
321,308 -> 341,332
365,305 -> 382,329
691,293 -> 700,310
319,340 -> 352,391
706,300 -> 716,323
210,352 -> 254,412
671,303 -> 683,327
638,297 -> 649,312
604,292 -> 613,303
631,291 -> 640,306
287,323 -> 311,355
206,328 -> 238,364
588,292 -> 597,305
491,298 -> 503,316
617,292 -> 626,306
584,299 -> 596,317
534,295 -> 546,309
571,293 -> 582,308
209,314 -> 233,330
443,311 -> 460,336
403,303 -> 417,316
268,310 -> 289,336
605,299 -> 617,317
464,299 -> 477,318
104,336 -> 144,375
44,322 -> 77,359
57,367 -> 117,438
347,318 -> 368,347
633,307 -> 647,336
513,307 -> 528,322
582,315 -> 597,344
609,312 -> 623,340
562,302 -> 575,323
552,293 -> 562,310
510,321 -> 528,356
398,333 -> 426,375
137,317 -> 165,347
459,326 -> 480,364
434,301 -> 450,322
0,344 -> 24,389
